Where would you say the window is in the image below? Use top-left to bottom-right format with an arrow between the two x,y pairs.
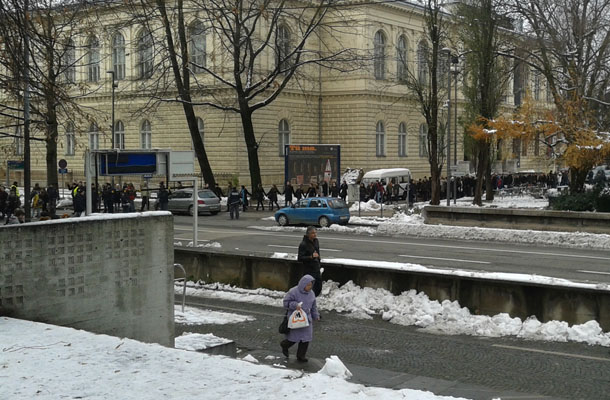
512,138 -> 521,157
418,123 -> 428,157
522,139 -> 528,156
396,35 -> 408,82
375,121 -> 385,156
398,122 -> 407,157
534,132 -> 540,156
417,41 -> 428,86
534,72 -> 541,101
276,25 -> 291,71
87,36 -> 100,83
65,123 -> 75,156
64,40 -> 76,83
141,120 -> 151,149
112,33 -> 126,80
374,30 -> 386,80
137,30 -> 153,79
89,123 -> 99,150
15,127 -> 23,156
114,120 -> 125,150
546,80 -> 552,102
278,119 -> 290,156
189,22 -> 206,73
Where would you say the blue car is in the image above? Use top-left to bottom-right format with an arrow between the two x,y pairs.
274,197 -> 350,227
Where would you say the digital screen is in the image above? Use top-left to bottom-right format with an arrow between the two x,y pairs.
100,153 -> 157,175
284,145 -> 340,186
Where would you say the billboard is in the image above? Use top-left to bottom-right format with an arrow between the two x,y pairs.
284,144 -> 340,186
98,152 -> 158,175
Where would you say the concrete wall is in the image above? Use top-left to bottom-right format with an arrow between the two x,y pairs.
0,213 -> 175,346
422,206 -> 610,234
175,248 -> 610,331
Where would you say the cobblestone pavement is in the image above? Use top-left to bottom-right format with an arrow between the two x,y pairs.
176,295 -> 610,400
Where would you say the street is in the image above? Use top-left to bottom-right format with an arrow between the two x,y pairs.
173,211 -> 610,284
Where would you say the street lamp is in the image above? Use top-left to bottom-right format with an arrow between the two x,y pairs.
442,48 -> 452,206
106,70 -> 118,149
451,55 -> 460,204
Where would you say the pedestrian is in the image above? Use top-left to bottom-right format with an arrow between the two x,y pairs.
6,208 -> 26,225
306,183 -> 317,198
102,184 -> 114,213
31,189 -> 42,218
73,188 -> 86,217
295,185 -> 303,201
228,185 -> 241,220
5,188 -> 21,224
280,274 -> 320,362
284,181 -> 294,207
127,183 -> 136,212
239,185 -> 250,212
268,184 -> 280,211
321,180 -> 329,197
330,181 -> 339,197
339,181 -> 348,201
10,181 -> 20,197
254,184 -> 266,211
297,226 -> 323,297
140,181 -> 150,211
0,185 -> 7,219
113,184 -> 122,211
158,182 -> 169,211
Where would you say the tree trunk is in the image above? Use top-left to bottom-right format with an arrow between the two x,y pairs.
473,141 -> 488,206
484,159 -> 494,201
239,106 -> 262,190
45,92 -> 58,188
570,167 -> 587,193
182,101 -> 216,188
430,165 -> 441,205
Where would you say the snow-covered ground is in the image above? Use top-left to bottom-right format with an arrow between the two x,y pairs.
177,280 -> 610,347
0,317 -> 467,400
174,305 -> 256,325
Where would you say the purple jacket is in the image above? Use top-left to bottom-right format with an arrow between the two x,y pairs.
283,275 -> 319,343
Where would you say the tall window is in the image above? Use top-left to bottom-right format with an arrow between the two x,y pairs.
137,30 -> 153,79
276,25 -> 291,71
375,121 -> 385,156
15,127 -> 23,155
417,41 -> 428,86
114,120 -> 125,150
398,122 -> 407,157
396,35 -> 408,82
87,36 -> 100,83
278,119 -> 290,156
374,30 -> 386,80
112,33 -> 126,80
89,123 -> 99,150
512,138 -> 521,157
418,123 -> 428,157
64,39 -> 76,83
141,120 -> 152,149
534,72 -> 541,101
65,123 -> 75,156
189,22 -> 206,73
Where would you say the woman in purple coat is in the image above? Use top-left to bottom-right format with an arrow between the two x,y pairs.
280,275 -> 320,362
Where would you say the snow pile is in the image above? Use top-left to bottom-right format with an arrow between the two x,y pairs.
178,281 -> 284,307
242,354 -> 259,363
1,317 -> 469,400
186,241 -> 222,248
420,195 -> 549,210
341,168 -> 362,185
271,252 -> 297,260
174,305 -> 256,325
350,199 -> 387,212
175,332 -> 232,351
319,356 -> 353,380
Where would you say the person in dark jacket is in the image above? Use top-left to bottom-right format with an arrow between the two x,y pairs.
158,182 -> 170,211
295,185 -> 304,201
284,182 -> 294,207
227,186 -> 241,220
254,184 -> 266,211
73,188 -> 86,217
267,184 -> 280,210
0,185 -> 7,219
4,188 -> 20,224
321,180 -> 329,197
280,274 -> 320,362
329,181 -> 339,197
306,183 -> 317,198
239,185 -> 250,211
339,181 -> 348,201
297,226 -> 322,297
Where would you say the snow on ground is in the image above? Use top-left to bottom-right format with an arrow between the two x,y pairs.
350,199 -> 398,212
175,332 -> 232,351
174,305 -> 256,325
413,194 -> 549,210
177,279 -> 610,347
184,241 -> 222,248
0,317 -> 467,400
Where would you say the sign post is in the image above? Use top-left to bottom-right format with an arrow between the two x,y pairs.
168,151 -> 197,247
58,159 -> 68,199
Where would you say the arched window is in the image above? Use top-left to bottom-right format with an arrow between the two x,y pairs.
114,120 -> 125,150
63,39 -> 76,83
398,122 -> 407,157
376,121 -> 385,156
278,119 -> 290,156
141,120 -> 151,149
87,36 -> 100,83
112,33 -> 126,80
396,35 -> 408,82
137,30 -> 153,79
276,25 -> 291,71
197,117 -> 204,140
374,30 -> 386,80
89,122 -> 99,150
65,123 -> 75,156
189,21 -> 206,73
15,127 -> 23,156
417,41 -> 428,86
418,123 -> 428,157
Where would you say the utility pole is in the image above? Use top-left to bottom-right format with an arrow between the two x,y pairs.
23,0 -> 31,221
443,49 -> 451,206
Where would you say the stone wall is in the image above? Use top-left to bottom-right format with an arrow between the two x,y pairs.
0,212 -> 175,346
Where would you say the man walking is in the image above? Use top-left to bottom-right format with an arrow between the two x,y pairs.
228,185 -> 241,220
298,226 -> 322,297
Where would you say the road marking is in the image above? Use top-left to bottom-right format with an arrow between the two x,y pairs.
173,226 -> 610,261
399,255 -> 491,264
492,344 -> 610,362
268,244 -> 341,252
577,270 -> 610,276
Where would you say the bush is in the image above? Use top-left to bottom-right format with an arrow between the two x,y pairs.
549,187 -> 610,212
596,187 -> 610,212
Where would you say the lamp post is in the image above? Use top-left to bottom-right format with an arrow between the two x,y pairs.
442,48 -> 452,206
452,55 -> 459,204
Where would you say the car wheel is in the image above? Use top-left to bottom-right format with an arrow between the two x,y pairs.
210,211 -> 219,215
318,216 -> 330,228
277,214 -> 289,226
188,205 -> 195,216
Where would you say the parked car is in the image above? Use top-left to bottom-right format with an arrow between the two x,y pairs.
167,189 -> 221,215
274,197 -> 350,227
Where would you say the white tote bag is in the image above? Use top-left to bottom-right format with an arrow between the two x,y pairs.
287,309 -> 309,329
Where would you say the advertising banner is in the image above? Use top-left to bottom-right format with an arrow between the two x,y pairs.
284,144 -> 340,186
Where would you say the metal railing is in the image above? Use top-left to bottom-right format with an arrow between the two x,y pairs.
174,263 -> 186,313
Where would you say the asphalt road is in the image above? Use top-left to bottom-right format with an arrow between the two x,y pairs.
172,210 -> 610,284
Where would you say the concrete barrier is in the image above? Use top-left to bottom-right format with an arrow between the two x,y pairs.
422,205 -> 610,233
175,248 -> 610,331
0,213 -> 175,346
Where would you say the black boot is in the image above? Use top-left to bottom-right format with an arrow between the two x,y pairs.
280,340 -> 292,358
296,341 -> 309,362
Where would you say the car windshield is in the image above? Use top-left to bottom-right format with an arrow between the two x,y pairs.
327,199 -> 347,209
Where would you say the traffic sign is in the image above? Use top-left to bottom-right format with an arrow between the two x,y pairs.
58,159 -> 68,169
7,160 -> 24,170
59,168 -> 68,174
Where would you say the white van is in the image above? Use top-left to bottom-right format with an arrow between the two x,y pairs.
361,168 -> 412,200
